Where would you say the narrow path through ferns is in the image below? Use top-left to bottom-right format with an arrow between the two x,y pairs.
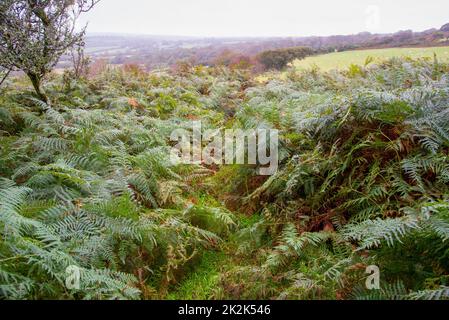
1,57 -> 448,300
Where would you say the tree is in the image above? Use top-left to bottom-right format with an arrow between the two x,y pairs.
0,0 -> 99,102
70,41 -> 91,79
257,47 -> 314,71
213,50 -> 255,71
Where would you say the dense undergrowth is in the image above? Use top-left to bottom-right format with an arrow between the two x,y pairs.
0,58 -> 448,300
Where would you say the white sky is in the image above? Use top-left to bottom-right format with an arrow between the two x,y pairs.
77,0 -> 449,37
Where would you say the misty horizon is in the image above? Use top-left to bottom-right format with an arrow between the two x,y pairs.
77,0 -> 449,38
85,24 -> 446,40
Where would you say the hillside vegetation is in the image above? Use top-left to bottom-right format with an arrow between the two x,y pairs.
1,56 -> 448,300
75,24 -> 449,70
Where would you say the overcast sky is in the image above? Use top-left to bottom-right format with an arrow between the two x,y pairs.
77,0 -> 449,37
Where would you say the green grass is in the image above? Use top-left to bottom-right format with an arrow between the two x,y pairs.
166,213 -> 262,300
167,251 -> 226,300
293,46 -> 449,71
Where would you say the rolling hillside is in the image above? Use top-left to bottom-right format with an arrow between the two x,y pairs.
293,46 -> 449,71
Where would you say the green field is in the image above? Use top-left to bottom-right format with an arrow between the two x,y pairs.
293,46 -> 449,71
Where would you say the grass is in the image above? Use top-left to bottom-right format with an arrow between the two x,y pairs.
293,46 -> 449,71
167,250 -> 226,300
166,212 -> 263,300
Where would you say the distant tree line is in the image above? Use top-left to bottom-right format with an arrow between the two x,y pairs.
73,22 -> 449,73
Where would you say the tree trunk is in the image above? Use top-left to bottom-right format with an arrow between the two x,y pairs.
0,69 -> 11,87
27,72 -> 48,103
